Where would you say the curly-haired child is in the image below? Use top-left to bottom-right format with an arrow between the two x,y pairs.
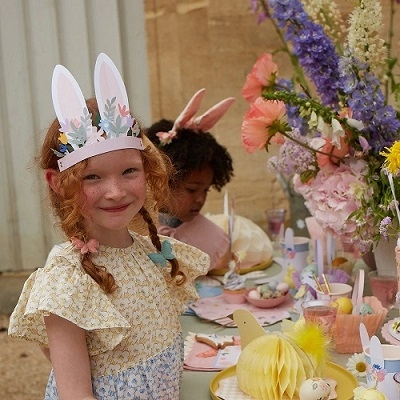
8,54 -> 209,400
146,89 -> 235,270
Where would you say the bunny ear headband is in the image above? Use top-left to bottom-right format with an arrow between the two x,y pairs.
51,52 -> 144,171
156,88 -> 235,145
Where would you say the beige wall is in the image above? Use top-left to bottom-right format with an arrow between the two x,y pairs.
145,0 -> 287,229
144,0 -> 400,230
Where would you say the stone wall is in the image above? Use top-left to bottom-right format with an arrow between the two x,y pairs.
144,0 -> 399,229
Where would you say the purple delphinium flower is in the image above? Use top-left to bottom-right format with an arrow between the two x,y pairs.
267,0 -> 342,108
277,78 -> 307,133
342,61 -> 400,152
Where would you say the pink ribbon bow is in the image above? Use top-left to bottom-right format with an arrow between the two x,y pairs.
71,237 -> 99,255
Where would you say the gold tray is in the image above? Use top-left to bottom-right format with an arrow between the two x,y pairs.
210,361 -> 357,400
207,258 -> 273,276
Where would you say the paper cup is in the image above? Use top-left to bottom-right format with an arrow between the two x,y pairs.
280,236 -> 310,271
315,283 -> 352,301
364,344 -> 400,399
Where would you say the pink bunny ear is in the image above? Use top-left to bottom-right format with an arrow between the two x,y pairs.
52,64 -> 87,127
193,97 -> 235,131
94,53 -> 130,120
172,88 -> 206,131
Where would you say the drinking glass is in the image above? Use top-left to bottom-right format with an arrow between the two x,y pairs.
265,208 -> 286,244
302,299 -> 338,337
368,271 -> 398,309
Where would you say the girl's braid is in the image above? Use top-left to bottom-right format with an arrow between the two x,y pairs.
139,207 -> 186,285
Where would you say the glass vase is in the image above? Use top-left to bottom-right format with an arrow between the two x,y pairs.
373,237 -> 397,276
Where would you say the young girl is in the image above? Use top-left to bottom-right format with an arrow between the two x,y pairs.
8,53 -> 209,400
145,89 -> 235,270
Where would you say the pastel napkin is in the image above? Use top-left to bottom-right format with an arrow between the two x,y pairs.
188,295 -> 294,327
184,332 -> 241,371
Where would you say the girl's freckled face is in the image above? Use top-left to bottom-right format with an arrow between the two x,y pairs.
80,149 -> 146,239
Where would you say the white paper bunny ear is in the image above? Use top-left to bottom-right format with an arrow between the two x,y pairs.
52,65 -> 88,128
172,88 -> 206,131
51,53 -> 144,172
192,97 -> 236,131
369,335 -> 385,369
94,53 -> 130,128
359,323 -> 370,352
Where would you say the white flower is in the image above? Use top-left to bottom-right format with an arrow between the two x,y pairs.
346,352 -> 367,378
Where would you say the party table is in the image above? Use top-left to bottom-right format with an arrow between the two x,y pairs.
178,260 -> 395,400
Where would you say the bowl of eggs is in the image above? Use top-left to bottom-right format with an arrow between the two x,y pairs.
245,281 -> 290,309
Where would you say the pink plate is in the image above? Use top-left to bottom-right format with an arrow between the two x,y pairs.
245,291 -> 290,309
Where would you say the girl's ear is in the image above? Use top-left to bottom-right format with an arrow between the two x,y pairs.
45,169 -> 60,193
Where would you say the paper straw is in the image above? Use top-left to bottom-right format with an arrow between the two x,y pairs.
312,273 -> 323,292
388,173 -> 400,227
322,274 -> 332,294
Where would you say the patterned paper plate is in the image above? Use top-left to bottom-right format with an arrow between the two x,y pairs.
381,318 -> 400,345
209,362 -> 357,400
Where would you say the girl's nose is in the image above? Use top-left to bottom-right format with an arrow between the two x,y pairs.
195,191 -> 207,206
104,178 -> 126,200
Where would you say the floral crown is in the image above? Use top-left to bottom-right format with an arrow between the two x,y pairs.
52,52 -> 144,171
156,88 -> 235,145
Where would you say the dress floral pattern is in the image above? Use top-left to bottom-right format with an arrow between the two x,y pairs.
8,232 -> 209,399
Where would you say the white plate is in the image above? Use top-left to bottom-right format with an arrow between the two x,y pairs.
388,317 -> 400,341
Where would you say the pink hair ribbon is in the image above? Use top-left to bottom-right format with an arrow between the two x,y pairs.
71,237 -> 100,255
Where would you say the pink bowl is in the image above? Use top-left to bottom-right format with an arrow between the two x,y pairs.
245,292 -> 290,309
223,289 -> 247,304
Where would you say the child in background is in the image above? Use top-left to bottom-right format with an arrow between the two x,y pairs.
146,89 -> 235,270
8,53 -> 209,400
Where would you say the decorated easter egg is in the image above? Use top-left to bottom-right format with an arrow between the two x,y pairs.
359,303 -> 374,315
268,280 -> 278,291
261,289 -> 274,299
333,297 -> 353,314
276,282 -> 290,294
299,377 -> 331,400
361,387 -> 386,400
248,289 -> 260,300
257,284 -> 269,295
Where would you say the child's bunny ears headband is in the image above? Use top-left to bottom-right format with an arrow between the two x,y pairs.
51,52 -> 144,171
156,88 -> 235,145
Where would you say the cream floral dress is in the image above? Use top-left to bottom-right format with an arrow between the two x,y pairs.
8,232 -> 209,399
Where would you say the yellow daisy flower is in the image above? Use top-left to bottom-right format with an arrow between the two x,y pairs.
381,141 -> 400,175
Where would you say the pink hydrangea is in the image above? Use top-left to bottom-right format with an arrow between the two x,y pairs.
293,159 -> 369,244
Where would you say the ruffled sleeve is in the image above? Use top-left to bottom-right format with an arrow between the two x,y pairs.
8,251 -> 131,356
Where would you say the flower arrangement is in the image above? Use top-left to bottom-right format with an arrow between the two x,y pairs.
241,0 -> 400,253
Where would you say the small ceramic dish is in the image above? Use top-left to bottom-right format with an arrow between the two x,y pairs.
245,290 -> 290,309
